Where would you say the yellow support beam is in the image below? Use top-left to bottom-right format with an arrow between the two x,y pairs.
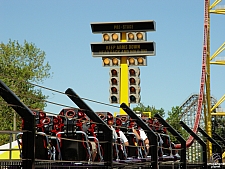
204,0 -> 225,160
210,9 -> 225,14
209,0 -> 221,9
120,32 -> 129,115
210,61 -> 225,65
210,42 -> 225,60
206,0 -> 212,158
211,112 -> 225,116
211,94 -> 225,112
209,0 -> 225,14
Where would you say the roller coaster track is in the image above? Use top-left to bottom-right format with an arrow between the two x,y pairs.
179,94 -> 218,121
175,0 -> 209,149
179,94 -> 219,162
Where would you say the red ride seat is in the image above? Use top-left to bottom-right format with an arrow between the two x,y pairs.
58,108 -> 91,161
115,117 -> 128,160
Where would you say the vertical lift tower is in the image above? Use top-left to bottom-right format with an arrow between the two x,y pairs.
90,20 -> 156,114
207,0 -> 225,158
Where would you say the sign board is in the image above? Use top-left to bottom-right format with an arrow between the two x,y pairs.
91,20 -> 155,33
91,41 -> 155,57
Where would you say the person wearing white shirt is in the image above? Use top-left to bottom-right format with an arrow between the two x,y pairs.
139,129 -> 148,141
110,125 -> 118,142
107,118 -> 119,144
118,130 -> 129,146
132,127 -> 150,152
108,117 -> 129,146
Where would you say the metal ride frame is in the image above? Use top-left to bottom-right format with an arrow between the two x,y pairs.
178,0 -> 225,160
0,1 -> 224,169
206,0 -> 225,159
0,80 -> 156,168
0,79 -> 209,169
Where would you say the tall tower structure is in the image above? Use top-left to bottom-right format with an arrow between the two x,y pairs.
206,0 -> 225,158
178,0 -> 225,160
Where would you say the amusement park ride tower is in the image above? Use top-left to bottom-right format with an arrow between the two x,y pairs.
206,0 -> 225,158
181,0 -> 225,161
90,21 -> 156,115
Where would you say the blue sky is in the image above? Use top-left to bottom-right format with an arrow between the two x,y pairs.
1,1 -> 225,116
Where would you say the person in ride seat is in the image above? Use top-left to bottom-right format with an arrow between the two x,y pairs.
107,114 -> 129,160
116,125 -> 129,147
129,119 -> 150,154
107,114 -> 129,146
80,117 -> 97,162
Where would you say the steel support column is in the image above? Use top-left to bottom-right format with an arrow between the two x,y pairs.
65,88 -> 113,168
0,80 -> 35,169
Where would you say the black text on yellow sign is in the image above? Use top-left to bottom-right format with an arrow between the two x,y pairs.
91,41 -> 155,57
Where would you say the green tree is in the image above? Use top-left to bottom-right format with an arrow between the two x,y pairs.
0,39 -> 52,145
166,106 -> 189,143
212,116 -> 225,150
133,103 -> 165,118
